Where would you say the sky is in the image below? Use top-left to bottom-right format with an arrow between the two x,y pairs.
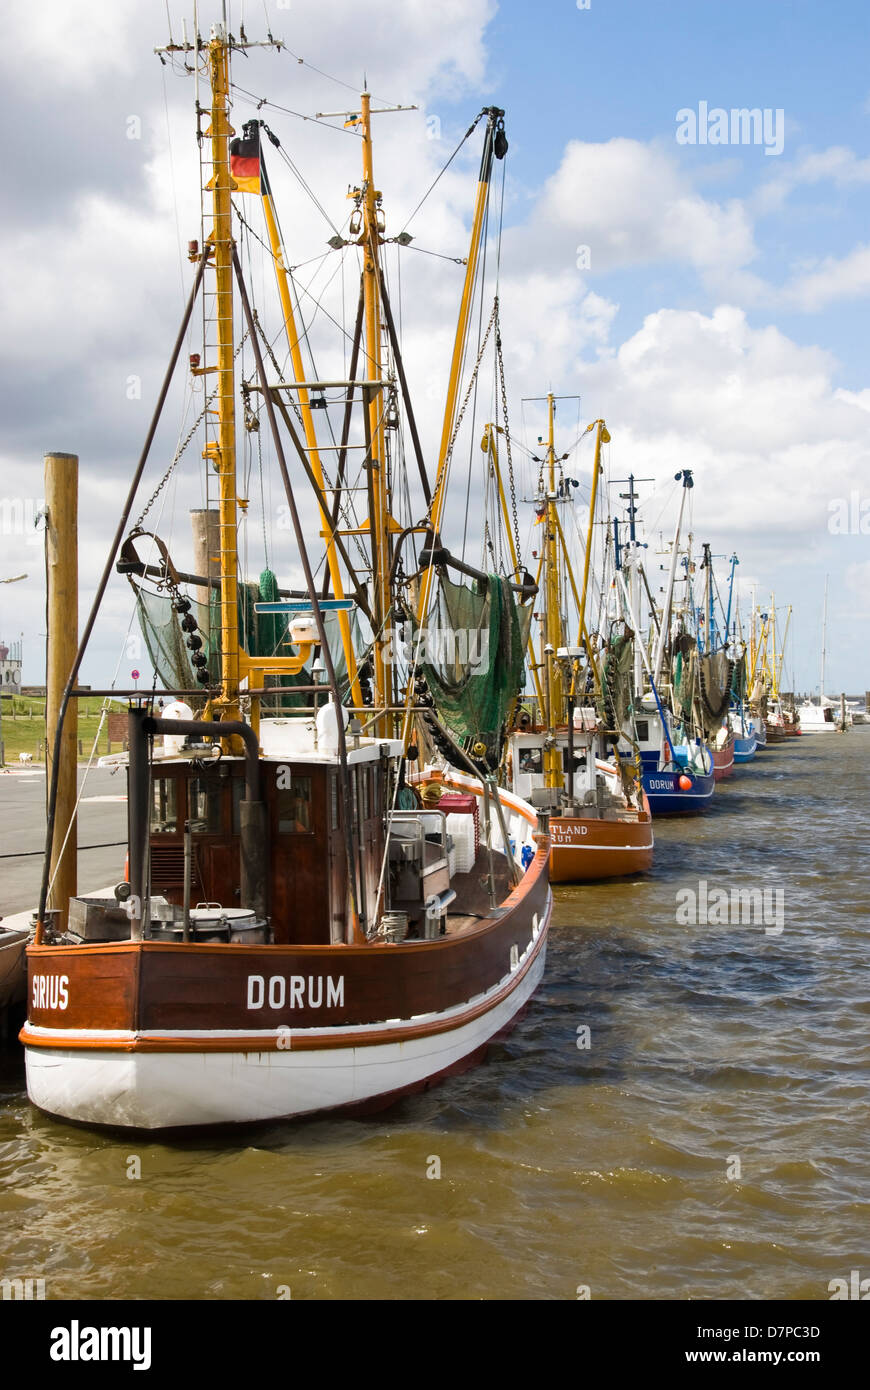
0,0 -> 868,699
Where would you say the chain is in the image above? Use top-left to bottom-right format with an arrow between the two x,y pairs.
132,329 -> 250,532
421,298 -> 498,530
495,303 -> 522,572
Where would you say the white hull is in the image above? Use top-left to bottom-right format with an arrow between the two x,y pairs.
25,927 -> 548,1129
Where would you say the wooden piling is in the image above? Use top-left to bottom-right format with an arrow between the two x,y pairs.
45,451 -> 78,929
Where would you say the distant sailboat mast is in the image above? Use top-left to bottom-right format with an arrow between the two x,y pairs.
819,573 -> 828,705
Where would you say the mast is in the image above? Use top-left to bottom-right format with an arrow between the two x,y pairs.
483,424 -> 546,713
724,553 -> 738,640
577,420 -> 608,648
769,595 -> 777,699
205,26 -> 240,719
652,469 -> 693,686
358,89 -> 392,735
611,471 -> 651,696
542,394 -> 563,790
416,107 -> 505,625
820,573 -> 828,703
255,127 -> 362,708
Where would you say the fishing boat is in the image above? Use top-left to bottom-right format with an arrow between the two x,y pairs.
499,400 -> 652,881
728,626 -> 757,763
797,576 -> 837,732
21,22 -> 550,1129
626,472 -> 716,815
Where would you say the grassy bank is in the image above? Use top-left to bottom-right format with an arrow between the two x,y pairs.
0,695 -> 126,764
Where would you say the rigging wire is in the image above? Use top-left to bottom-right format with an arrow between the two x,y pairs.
230,82 -> 364,137
398,111 -> 486,236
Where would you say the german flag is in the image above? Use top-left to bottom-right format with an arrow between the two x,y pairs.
230,121 -> 264,195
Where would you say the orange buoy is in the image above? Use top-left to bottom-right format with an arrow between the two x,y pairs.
678,774 -> 693,791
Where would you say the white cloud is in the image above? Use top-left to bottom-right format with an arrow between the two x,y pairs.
780,243 -> 870,312
512,137 -> 757,284
845,560 -> 870,595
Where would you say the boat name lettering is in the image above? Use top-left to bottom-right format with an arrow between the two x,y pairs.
551,824 -> 588,841
32,974 -> 69,1011
246,974 -> 345,1010
648,778 -> 675,791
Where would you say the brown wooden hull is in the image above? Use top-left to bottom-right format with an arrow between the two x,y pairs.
21,779 -> 552,1128
764,722 -> 790,743
548,811 -> 653,882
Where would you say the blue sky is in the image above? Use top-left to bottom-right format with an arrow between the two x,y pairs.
444,0 -> 870,385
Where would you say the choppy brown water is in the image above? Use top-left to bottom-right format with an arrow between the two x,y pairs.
2,732 -> 868,1301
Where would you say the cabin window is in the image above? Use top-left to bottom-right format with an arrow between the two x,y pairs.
562,749 -> 582,773
360,766 -> 370,820
518,746 -> 543,774
152,776 -> 178,833
189,776 -> 223,833
635,720 -> 649,741
330,774 -> 339,830
277,776 -> 312,833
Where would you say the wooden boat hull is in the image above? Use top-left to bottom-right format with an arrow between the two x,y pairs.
711,735 -> 735,781
21,781 -> 551,1130
764,722 -> 789,743
23,930 -> 547,1129
548,810 -> 653,882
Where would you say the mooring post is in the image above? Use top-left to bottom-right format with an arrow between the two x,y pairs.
44,451 -> 79,931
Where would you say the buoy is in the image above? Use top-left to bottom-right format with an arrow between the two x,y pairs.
678,774 -> 693,791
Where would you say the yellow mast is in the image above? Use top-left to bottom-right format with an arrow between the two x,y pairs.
542,394 -> 563,789
416,108 -> 504,628
198,32 -> 319,736
769,595 -> 778,699
481,423 -> 545,713
358,90 -> 392,735
576,419 -> 609,650
777,605 -> 791,692
259,162 -> 362,708
205,32 -> 240,718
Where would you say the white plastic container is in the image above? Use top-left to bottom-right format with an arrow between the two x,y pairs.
161,700 -> 194,755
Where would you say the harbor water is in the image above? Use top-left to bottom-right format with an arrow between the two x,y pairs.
1,731 -> 867,1300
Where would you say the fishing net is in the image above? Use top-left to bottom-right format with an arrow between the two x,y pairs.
671,632 -> 733,738
600,627 -> 634,729
132,566 -> 360,708
414,573 -> 530,751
